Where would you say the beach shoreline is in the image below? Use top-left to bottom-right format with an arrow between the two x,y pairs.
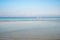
0,20 -> 60,40
0,20 -> 60,22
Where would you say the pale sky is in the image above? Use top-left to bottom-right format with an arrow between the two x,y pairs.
0,0 -> 60,17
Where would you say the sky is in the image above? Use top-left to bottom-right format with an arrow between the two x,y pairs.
0,0 -> 60,17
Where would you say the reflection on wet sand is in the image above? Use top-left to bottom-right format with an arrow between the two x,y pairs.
0,21 -> 60,40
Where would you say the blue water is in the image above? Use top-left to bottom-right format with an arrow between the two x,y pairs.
0,17 -> 60,20
0,17 -> 60,40
0,17 -> 60,39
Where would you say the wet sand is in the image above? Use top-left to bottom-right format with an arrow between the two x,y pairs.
0,21 -> 60,40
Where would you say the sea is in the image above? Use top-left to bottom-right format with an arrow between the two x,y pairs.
0,17 -> 60,40
0,17 -> 60,20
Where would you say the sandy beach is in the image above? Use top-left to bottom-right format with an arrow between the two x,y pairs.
0,21 -> 60,40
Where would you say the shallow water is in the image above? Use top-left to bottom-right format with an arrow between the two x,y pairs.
0,17 -> 60,20
0,21 -> 60,40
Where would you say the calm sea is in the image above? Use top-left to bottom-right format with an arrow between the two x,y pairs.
0,17 -> 60,40
0,17 -> 60,20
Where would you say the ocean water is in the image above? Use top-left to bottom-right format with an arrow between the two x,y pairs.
0,17 -> 60,20
0,17 -> 60,40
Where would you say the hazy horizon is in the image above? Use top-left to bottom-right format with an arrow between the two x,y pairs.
0,0 -> 60,17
